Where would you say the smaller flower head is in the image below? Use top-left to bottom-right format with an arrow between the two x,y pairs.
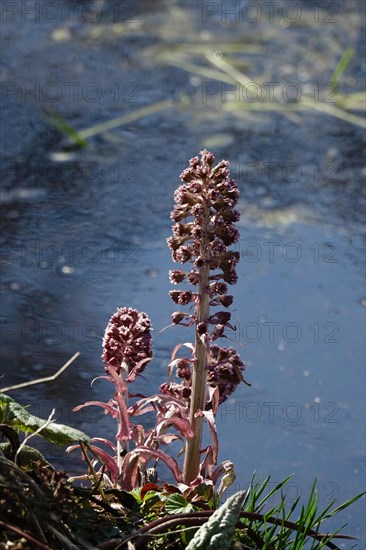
102,307 -> 153,375
207,345 -> 248,404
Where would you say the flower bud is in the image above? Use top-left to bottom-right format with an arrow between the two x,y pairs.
102,307 -> 153,375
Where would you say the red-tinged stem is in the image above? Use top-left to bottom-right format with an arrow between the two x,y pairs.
183,205 -> 210,484
117,361 -> 129,473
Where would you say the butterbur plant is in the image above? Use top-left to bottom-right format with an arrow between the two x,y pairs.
69,150 -> 249,495
102,308 -> 153,467
69,307 -> 191,490
167,149 -> 250,483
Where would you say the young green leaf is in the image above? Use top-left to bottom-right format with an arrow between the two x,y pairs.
165,493 -> 195,515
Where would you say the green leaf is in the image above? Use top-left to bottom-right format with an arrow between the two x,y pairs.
142,491 -> 162,504
0,393 -> 90,446
130,488 -> 142,504
115,490 -> 141,511
165,493 -> 195,515
43,107 -> 87,147
322,491 -> 366,520
330,47 -> 355,85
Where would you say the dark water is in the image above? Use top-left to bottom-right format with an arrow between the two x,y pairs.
1,0 -> 365,545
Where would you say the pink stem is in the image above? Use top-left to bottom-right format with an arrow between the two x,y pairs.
117,361 -> 129,473
183,204 -> 210,484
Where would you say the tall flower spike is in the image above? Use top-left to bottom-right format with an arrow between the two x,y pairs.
168,150 -> 245,484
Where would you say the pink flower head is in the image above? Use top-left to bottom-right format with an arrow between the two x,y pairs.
102,307 -> 153,375
167,150 -> 241,341
207,345 -> 250,405
168,150 -> 240,279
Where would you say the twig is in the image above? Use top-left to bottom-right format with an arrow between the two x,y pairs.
0,454 -> 46,500
0,520 -> 51,550
120,518 -> 208,550
0,458 -> 49,543
73,486 -> 123,517
0,352 -> 80,392
80,441 -> 107,500
0,481 -> 48,544
15,409 -> 56,465
46,524 -> 80,550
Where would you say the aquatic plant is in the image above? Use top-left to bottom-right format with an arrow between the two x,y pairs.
167,149 -> 249,483
69,306 -> 192,490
